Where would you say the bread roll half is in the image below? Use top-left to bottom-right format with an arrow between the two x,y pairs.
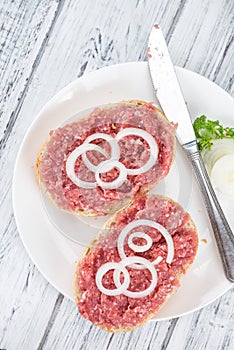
75,194 -> 198,332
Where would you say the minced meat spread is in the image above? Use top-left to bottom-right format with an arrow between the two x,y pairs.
38,102 -> 176,215
75,194 -> 198,331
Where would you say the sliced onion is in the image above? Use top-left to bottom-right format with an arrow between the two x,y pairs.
95,262 -> 130,296
211,154 -> 234,197
113,256 -> 157,298
116,128 -> 159,175
95,159 -> 127,189
66,144 -> 106,188
83,133 -> 120,172
117,219 -> 174,268
96,257 -> 157,298
66,128 -> 160,190
201,139 -> 234,176
128,231 -> 152,252
201,139 -> 234,199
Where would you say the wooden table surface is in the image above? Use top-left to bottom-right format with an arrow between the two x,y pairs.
1,0 -> 233,349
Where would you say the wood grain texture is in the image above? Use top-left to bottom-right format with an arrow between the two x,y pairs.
166,288 -> 234,350
0,1 -> 65,349
168,0 -> 234,95
40,296 -> 173,350
34,289 -> 234,350
0,0 -> 61,150
0,0 -> 233,349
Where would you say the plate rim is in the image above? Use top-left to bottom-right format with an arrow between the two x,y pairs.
12,61 -> 233,321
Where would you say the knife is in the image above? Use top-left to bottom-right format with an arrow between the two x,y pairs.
148,24 -> 234,282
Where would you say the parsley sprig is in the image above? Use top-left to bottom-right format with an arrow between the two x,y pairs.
193,115 -> 234,151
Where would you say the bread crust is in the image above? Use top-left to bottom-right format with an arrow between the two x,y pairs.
74,194 -> 198,332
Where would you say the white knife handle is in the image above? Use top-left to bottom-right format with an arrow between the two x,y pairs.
184,140 -> 234,282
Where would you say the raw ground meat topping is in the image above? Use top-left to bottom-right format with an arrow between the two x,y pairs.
37,101 -> 176,216
66,127 -> 159,190
95,218 -> 174,298
75,194 -> 198,332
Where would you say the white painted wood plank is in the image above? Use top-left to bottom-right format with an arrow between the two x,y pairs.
41,290 -> 234,350
165,288 -> 234,350
168,0 -> 234,95
41,289 -> 234,350
0,197 -> 60,350
0,0 -> 233,349
0,1 -> 65,349
7,0 -> 185,121
41,297 -> 173,350
0,0 -> 60,146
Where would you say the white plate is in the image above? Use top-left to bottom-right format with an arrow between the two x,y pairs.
12,62 -> 234,321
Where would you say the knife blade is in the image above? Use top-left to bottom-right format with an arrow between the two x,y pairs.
147,24 -> 234,282
148,25 -> 195,145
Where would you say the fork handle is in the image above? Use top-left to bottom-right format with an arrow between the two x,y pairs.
184,140 -> 234,282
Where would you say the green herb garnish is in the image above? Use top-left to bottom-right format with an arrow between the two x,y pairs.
193,115 -> 234,151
